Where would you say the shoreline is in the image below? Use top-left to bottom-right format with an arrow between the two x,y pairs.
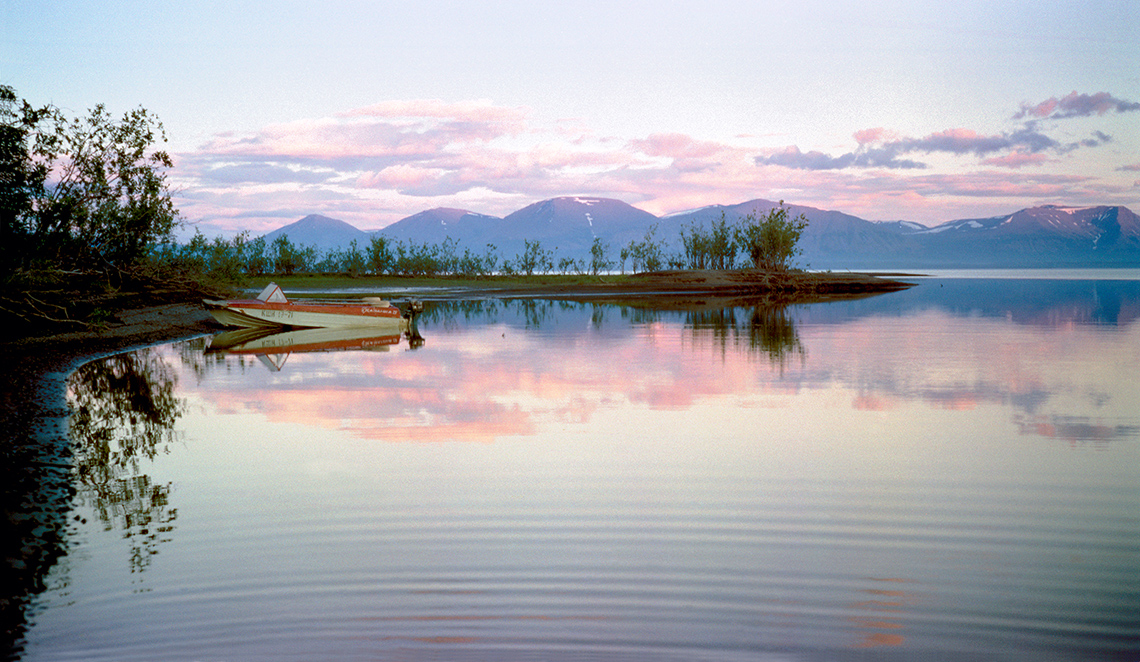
1,269 -> 917,397
0,270 -> 914,646
0,268 -> 917,449
0,269 -> 917,470
0,269 -> 918,442
0,302 -> 220,650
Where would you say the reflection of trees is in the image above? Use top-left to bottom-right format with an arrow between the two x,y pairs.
688,304 -> 806,370
410,299 -> 806,371
1,346 -> 186,656
417,300 -> 503,328
749,306 -> 806,368
416,299 -> 597,330
67,348 -> 183,575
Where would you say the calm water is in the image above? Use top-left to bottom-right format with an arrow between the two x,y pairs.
15,276 -> 1140,660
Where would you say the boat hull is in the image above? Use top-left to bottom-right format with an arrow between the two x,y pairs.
204,299 -> 408,330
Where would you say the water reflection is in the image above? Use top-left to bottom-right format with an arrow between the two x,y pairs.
206,325 -> 420,371
688,305 -> 807,369
420,298 -> 807,366
12,278 -> 1140,660
0,348 -> 188,658
180,291 -> 1140,448
67,349 -> 184,576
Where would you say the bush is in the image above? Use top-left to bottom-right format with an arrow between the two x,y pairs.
681,212 -> 738,270
737,203 -> 808,272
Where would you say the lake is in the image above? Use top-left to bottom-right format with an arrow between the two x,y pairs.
13,274 -> 1140,660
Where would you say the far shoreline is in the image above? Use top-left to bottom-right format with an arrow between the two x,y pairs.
2,269 -> 918,367
269,268 -> 921,300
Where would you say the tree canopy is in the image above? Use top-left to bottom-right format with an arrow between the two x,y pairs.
737,204 -> 809,272
1,85 -> 179,276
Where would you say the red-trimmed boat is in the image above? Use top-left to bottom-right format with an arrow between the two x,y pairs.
204,283 -> 412,330
205,325 -> 408,371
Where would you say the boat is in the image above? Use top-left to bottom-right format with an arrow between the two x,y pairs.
206,325 -> 410,371
204,282 -> 414,330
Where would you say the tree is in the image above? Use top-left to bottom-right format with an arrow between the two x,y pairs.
627,223 -> 664,273
366,235 -> 394,275
244,235 -> 270,276
589,237 -> 611,275
737,203 -> 808,272
680,213 -> 737,270
272,235 -> 306,275
340,239 -> 366,277
516,239 -> 552,276
1,86 -> 51,271
0,85 -> 179,274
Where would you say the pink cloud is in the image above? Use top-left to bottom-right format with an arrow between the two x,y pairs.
171,92 -> 1140,235
357,164 -> 440,189
1015,91 -> 1140,119
628,133 -> 726,159
852,128 -> 895,145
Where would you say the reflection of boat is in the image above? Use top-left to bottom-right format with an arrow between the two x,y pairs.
206,325 -> 412,371
204,282 -> 412,330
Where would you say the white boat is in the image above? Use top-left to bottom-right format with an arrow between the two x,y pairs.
204,282 -> 411,330
206,325 -> 408,371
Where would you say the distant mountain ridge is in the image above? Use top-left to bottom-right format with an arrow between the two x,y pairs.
260,199 -> 1140,269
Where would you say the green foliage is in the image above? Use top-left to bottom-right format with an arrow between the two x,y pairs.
625,223 -> 665,273
1,86 -> 42,266
0,85 -> 179,274
208,234 -> 245,281
393,240 -> 445,276
455,243 -> 499,277
271,234 -> 315,275
243,235 -> 270,276
366,235 -> 394,275
737,203 -> 809,272
681,212 -> 738,270
324,239 -> 366,277
516,239 -> 553,276
589,237 -> 611,275
558,256 -> 585,275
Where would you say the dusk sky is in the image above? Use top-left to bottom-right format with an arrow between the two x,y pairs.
4,0 -> 1138,237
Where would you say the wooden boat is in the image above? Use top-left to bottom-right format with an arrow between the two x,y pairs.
204,282 -> 411,330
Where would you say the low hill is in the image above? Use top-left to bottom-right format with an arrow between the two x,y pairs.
263,214 -> 370,253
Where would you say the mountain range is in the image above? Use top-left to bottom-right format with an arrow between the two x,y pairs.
262,198 -> 1140,269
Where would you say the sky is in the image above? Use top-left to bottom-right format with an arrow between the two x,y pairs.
4,0 -> 1139,237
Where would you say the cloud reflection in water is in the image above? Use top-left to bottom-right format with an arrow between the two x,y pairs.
188,293 -> 1139,449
